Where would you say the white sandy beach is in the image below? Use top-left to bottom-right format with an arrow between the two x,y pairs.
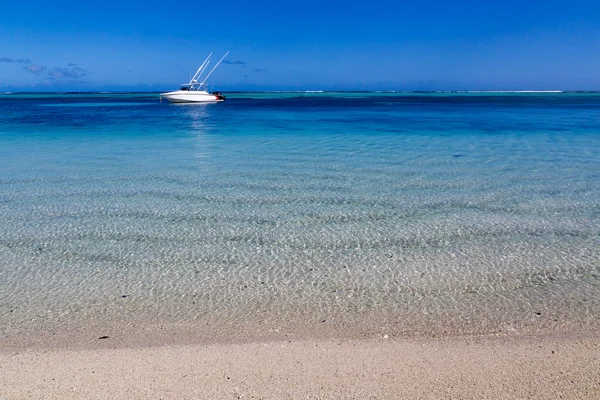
1,332 -> 599,399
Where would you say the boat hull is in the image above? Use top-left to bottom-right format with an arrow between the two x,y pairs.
160,91 -> 224,103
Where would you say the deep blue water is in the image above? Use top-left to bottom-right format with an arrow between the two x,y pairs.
1,92 -> 599,339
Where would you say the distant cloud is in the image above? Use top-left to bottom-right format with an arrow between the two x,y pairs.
223,60 -> 246,66
0,57 -> 31,64
2,56 -> 92,87
48,66 -> 88,79
23,64 -> 47,74
222,59 -> 266,75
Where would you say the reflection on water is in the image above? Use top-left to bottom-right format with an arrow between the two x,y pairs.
183,104 -> 213,160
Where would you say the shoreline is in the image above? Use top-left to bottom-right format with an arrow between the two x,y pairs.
2,330 -> 599,399
1,90 -> 599,399
3,307 -> 599,352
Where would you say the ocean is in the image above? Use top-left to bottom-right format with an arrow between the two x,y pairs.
1,92 -> 599,343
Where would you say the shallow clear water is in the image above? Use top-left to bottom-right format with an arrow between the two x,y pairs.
1,92 -> 599,341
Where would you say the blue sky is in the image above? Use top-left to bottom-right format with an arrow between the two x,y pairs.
1,0 -> 599,91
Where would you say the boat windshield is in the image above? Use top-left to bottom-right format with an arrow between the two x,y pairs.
179,83 -> 206,92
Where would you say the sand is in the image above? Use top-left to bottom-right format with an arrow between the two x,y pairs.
1,332 -> 599,399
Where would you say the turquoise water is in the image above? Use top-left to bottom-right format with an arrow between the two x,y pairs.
1,92 -> 599,341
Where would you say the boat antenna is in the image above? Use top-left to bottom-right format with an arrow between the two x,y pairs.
190,53 -> 212,84
200,51 -> 229,86
196,58 -> 211,82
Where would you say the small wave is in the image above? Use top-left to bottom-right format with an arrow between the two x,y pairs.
464,90 -> 564,93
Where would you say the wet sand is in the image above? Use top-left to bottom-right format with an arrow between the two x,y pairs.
1,332 -> 599,399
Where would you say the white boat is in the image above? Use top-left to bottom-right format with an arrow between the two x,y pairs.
160,52 -> 229,103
